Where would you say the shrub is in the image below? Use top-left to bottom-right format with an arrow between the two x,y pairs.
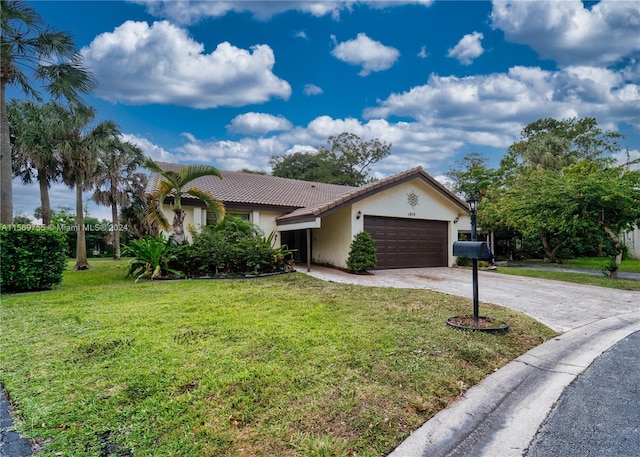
184,218 -> 293,277
0,227 -> 68,292
183,227 -> 237,276
123,234 -> 183,282
346,231 -> 377,273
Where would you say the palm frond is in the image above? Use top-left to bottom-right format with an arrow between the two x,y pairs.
145,192 -> 170,231
186,188 -> 226,221
178,165 -> 223,184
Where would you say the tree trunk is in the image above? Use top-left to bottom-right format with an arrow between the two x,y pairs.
171,209 -> 186,245
38,170 -> 53,226
541,235 -> 563,263
75,173 -> 89,270
0,82 -> 13,224
111,188 -> 120,260
601,224 -> 622,279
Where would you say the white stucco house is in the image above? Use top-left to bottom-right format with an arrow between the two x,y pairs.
147,162 -> 472,270
621,226 -> 640,259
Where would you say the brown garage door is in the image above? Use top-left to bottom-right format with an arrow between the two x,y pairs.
364,216 -> 448,269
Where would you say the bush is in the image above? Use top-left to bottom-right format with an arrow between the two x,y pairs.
123,234 -> 183,282
182,217 -> 293,277
1,227 -> 68,292
346,231 -> 377,273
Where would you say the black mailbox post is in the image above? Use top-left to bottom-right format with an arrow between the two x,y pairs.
453,241 -> 492,261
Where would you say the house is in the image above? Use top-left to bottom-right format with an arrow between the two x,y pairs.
622,226 -> 640,259
147,162 -> 471,270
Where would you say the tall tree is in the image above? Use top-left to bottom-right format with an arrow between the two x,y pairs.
445,152 -> 496,200
8,100 -> 60,225
565,161 -> 640,276
271,132 -> 391,186
144,159 -> 226,245
1,0 -> 95,224
499,117 -> 621,180
483,117 -> 626,262
50,104 -> 119,270
92,137 -> 144,260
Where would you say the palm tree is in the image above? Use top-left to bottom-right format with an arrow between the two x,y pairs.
50,104 -> 119,270
8,100 -> 61,225
144,159 -> 225,245
1,0 -> 95,224
121,173 -> 158,240
92,137 -> 144,260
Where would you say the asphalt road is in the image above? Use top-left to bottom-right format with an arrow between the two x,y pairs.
525,330 -> 640,457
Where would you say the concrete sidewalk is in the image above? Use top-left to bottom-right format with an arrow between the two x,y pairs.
304,265 -> 640,456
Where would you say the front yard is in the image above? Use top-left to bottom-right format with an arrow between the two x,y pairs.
0,259 -> 555,456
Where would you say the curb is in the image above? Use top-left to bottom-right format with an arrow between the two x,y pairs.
388,310 -> 640,457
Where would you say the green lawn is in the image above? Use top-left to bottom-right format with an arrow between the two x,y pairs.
1,259 -> 555,457
516,257 -> 640,273
493,257 -> 640,291
492,267 -> 640,291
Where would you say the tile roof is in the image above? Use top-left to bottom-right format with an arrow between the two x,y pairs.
146,162 -> 469,221
146,162 -> 355,208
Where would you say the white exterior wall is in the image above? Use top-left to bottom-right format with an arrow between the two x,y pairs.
312,206 -> 353,268
160,204 -> 203,242
253,209 -> 285,247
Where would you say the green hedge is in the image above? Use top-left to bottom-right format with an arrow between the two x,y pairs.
1,227 -> 68,292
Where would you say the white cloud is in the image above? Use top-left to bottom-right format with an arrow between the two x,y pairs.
132,0 -> 434,24
295,30 -> 309,40
81,20 -> 291,109
417,46 -> 428,59
121,133 -> 175,162
227,113 -> 293,135
364,65 -> 640,132
331,33 -> 400,76
491,0 -> 640,67
614,149 -> 640,170
447,31 -> 484,66
304,84 -> 324,96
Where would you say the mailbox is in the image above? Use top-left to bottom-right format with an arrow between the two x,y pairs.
453,241 -> 493,260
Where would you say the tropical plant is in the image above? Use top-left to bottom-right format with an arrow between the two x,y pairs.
123,234 -> 182,282
346,231 -> 377,273
49,103 -> 120,270
8,100 -> 61,225
1,0 -> 95,224
144,158 -> 225,245
92,137 -> 144,259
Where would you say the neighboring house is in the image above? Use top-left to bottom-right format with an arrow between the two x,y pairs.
146,162 -> 471,270
621,226 -> 640,259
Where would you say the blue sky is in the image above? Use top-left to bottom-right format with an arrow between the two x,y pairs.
10,0 -> 640,221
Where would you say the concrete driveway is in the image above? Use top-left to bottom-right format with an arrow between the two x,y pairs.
304,266 -> 639,332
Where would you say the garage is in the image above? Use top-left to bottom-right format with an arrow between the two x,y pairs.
364,216 -> 449,269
